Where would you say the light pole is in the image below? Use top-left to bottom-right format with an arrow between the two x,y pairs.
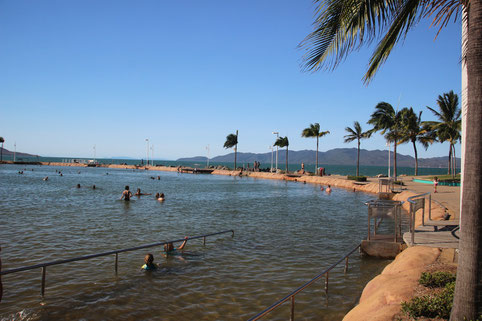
386,141 -> 391,178
150,145 -> 154,166
206,144 -> 210,168
269,146 -> 274,172
13,142 -> 16,162
93,145 -> 96,162
272,131 -> 279,173
145,139 -> 149,167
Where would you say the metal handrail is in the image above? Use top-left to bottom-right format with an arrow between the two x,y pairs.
248,243 -> 361,321
407,192 -> 432,244
1,229 -> 234,296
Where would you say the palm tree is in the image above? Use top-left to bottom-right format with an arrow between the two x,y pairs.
299,0 -> 481,318
368,102 -> 403,179
223,130 -> 238,170
301,123 -> 330,173
0,137 -> 4,162
274,136 -> 289,173
424,91 -> 461,177
343,121 -> 372,176
398,108 -> 433,176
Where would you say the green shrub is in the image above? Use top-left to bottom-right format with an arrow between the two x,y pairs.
401,281 -> 455,319
419,271 -> 456,288
347,175 -> 367,182
393,180 -> 405,186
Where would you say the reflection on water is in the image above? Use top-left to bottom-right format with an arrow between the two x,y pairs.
0,165 -> 391,320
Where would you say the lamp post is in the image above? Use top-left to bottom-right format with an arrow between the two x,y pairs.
272,131 -> 279,173
206,144 -> 210,168
145,139 -> 149,167
93,145 -> 96,162
269,146 -> 274,172
13,142 -> 16,162
150,145 -> 154,166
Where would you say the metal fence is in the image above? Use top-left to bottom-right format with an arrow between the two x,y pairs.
1,229 -> 234,297
248,244 -> 361,321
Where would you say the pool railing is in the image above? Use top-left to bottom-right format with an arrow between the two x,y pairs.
0,229 -> 234,297
248,243 -> 361,321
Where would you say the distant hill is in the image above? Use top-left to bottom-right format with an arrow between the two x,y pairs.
177,148 -> 460,168
0,148 -> 39,158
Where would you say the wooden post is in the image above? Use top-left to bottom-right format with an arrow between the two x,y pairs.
41,266 -> 46,297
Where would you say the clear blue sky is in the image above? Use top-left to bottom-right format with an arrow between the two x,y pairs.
0,0 -> 462,160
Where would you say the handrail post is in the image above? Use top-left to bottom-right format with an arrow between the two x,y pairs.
325,272 -> 329,294
344,257 -> 349,274
41,266 -> 46,297
429,194 -> 432,220
115,253 -> 118,274
422,198 -> 425,226
290,296 -> 295,321
411,203 -> 415,245
374,217 -> 377,235
231,230 -> 234,237
367,208 -> 371,241
203,236 -> 206,245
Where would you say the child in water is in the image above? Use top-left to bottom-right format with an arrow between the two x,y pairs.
162,237 -> 188,258
155,193 -> 165,202
141,253 -> 158,271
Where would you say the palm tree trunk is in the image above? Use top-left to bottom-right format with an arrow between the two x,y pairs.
0,143 -> 3,162
393,139 -> 397,179
412,140 -> 418,176
356,140 -> 360,176
450,2 -> 482,318
448,144 -> 452,175
316,137 -> 319,173
286,147 -> 289,173
234,145 -> 237,170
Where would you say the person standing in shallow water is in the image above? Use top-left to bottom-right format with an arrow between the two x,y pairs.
120,185 -> 132,201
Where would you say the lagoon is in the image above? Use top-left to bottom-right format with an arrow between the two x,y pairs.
1,164 -> 390,320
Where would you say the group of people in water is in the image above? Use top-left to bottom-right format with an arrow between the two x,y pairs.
120,186 -> 165,202
320,185 -> 332,193
141,237 -> 189,270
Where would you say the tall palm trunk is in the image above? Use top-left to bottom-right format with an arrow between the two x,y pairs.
448,144 -> 452,175
316,137 -> 319,172
0,143 -> 3,162
453,145 -> 457,178
234,130 -> 238,170
356,140 -> 360,176
451,2 -> 482,318
286,147 -> 289,173
412,140 -> 418,176
393,139 -> 398,179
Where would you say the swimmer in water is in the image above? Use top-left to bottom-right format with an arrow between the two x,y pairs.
120,185 -> 132,201
326,185 -> 332,193
157,193 -> 165,202
77,184 -> 81,188
134,188 -> 151,197
141,253 -> 158,271
162,237 -> 188,258
43,176 -> 49,181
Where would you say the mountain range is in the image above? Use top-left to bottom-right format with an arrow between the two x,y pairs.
177,148 -> 459,168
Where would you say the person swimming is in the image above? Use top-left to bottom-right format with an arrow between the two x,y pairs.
135,188 -> 151,196
162,237 -> 188,258
155,193 -> 165,202
141,253 -> 158,271
120,185 -> 132,201
77,184 -> 81,188
326,185 -> 332,193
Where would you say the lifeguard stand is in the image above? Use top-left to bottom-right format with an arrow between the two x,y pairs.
361,199 -> 405,258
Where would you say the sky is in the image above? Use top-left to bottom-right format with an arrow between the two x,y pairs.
0,0 -> 462,160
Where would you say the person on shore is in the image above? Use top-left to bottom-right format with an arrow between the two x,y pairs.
141,253 -> 158,271
325,185 -> 332,193
120,185 -> 132,201
162,237 -> 188,258
135,188 -> 151,197
433,177 -> 439,193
